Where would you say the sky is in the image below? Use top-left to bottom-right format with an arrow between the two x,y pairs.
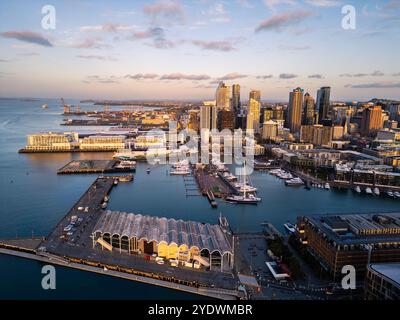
0,0 -> 399,102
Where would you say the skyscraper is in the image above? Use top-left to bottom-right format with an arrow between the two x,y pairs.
316,86 -> 331,123
232,84 -> 241,112
216,82 -> 231,111
200,101 -> 217,131
188,109 -> 199,132
249,90 -> 261,103
218,110 -> 235,131
303,92 -> 315,125
248,98 -> 261,133
361,105 -> 383,137
287,87 -> 304,135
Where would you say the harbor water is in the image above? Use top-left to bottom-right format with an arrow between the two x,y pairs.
0,98 -> 399,299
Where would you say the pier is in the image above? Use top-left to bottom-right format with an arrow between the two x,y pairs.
57,160 -> 136,174
0,174 -> 244,300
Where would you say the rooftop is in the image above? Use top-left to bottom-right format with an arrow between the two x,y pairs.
303,212 -> 400,246
369,263 -> 400,287
93,210 -> 232,255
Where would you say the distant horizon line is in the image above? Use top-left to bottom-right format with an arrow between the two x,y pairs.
1,96 -> 399,105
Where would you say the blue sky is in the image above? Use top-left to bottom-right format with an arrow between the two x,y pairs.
0,0 -> 399,101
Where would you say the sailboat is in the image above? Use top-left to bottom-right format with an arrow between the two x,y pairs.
226,162 -> 261,204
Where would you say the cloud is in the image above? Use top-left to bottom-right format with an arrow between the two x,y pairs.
340,71 -> 385,78
125,73 -> 159,80
255,10 -> 314,33
76,55 -> 117,61
0,59 -> 9,62
217,72 -> 247,81
371,70 -> 385,76
384,1 -> 400,10
191,39 -> 236,51
257,75 -> 274,79
0,31 -> 52,47
143,0 -> 185,25
346,82 -> 400,89
159,73 -> 211,80
194,84 -> 215,89
279,73 -> 298,79
278,44 -> 311,50
80,23 -> 135,32
132,27 -> 180,49
263,0 -> 296,11
130,27 -> 164,40
209,3 -> 226,15
305,0 -> 341,7
73,38 -> 111,49
393,72 -> 400,76
236,0 -> 255,9
308,74 -> 324,79
83,75 -> 119,84
207,3 -> 230,22
17,52 -> 39,56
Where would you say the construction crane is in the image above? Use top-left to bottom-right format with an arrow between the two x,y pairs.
61,98 -> 70,114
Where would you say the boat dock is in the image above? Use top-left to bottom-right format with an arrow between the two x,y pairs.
57,160 -> 135,174
0,174 -> 245,300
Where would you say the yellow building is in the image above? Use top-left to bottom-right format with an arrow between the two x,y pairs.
92,211 -> 234,271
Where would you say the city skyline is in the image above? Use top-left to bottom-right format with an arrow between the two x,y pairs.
1,0 -> 400,100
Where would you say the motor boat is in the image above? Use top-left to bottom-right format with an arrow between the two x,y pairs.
325,183 -> 331,190
365,187 -> 373,195
373,187 -> 380,196
284,222 -> 296,234
226,193 -> 261,204
285,177 -> 304,186
354,186 -> 361,193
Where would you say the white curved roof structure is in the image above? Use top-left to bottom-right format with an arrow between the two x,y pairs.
93,210 -> 232,255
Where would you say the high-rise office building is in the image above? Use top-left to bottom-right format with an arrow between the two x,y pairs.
248,98 -> 261,133
273,106 -> 285,120
263,108 -> 273,122
287,87 -> 304,135
249,90 -> 261,103
216,81 -> 231,111
218,110 -> 235,131
188,109 -> 200,132
262,120 -> 278,140
303,92 -> 315,125
200,101 -> 217,131
246,111 -> 254,132
361,105 -> 383,137
316,86 -> 331,123
232,84 -> 241,112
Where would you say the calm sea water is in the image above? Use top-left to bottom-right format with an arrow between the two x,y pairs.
0,98 -> 399,299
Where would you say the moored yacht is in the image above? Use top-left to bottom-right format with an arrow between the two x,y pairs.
226,162 -> 261,204
365,187 -> 373,195
285,177 -> 304,186
354,186 -> 361,193
284,222 -> 296,234
373,187 -> 380,196
325,183 -> 330,190
226,193 -> 261,204
113,149 -> 136,161
234,182 -> 258,193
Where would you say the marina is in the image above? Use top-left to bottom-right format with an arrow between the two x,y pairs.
2,100 -> 400,300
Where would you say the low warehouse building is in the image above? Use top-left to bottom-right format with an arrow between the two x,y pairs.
92,210 -> 234,272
